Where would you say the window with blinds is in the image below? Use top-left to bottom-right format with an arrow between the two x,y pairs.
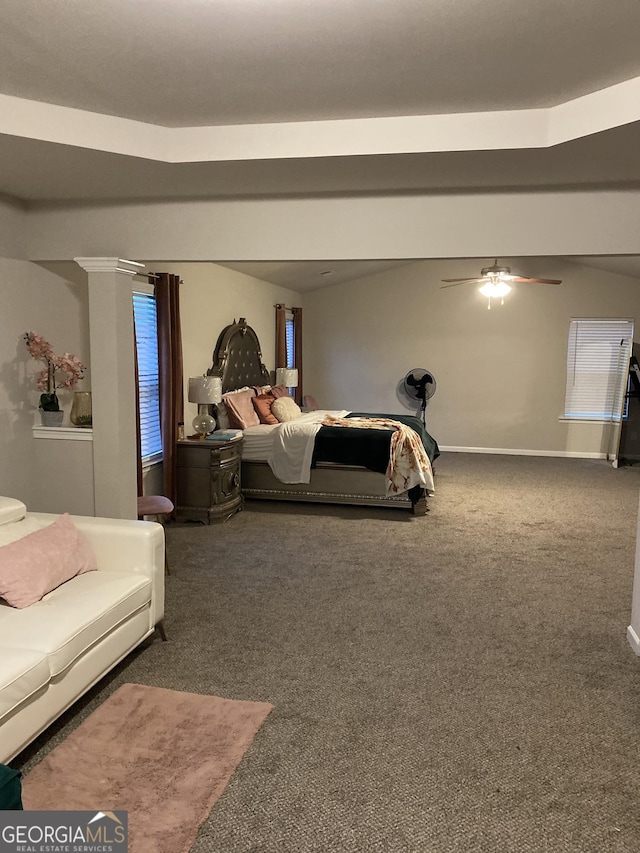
133,291 -> 163,462
285,311 -> 295,369
564,319 -> 634,421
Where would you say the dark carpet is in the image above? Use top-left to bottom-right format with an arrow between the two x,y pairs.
16,453 -> 640,852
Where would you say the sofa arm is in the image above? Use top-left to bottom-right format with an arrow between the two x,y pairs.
25,513 -> 165,629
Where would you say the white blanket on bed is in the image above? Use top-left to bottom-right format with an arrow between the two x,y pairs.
268,410 -> 349,483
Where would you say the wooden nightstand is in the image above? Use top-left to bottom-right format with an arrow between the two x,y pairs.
176,438 -> 243,523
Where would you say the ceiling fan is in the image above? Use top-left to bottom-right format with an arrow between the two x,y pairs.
441,259 -> 562,308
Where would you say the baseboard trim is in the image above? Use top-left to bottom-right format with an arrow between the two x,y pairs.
439,446 -> 608,460
627,625 -> 640,655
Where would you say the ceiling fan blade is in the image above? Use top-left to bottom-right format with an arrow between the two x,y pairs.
510,276 -> 562,285
440,278 -> 482,287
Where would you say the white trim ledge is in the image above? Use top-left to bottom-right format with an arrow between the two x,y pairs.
32,426 -> 93,441
627,625 -> 640,656
439,446 -> 607,459
558,417 -> 618,424
74,257 -> 144,276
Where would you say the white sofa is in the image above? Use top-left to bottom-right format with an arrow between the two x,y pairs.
0,497 -> 165,764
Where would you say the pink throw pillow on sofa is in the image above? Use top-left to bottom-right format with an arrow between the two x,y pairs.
0,513 -> 97,609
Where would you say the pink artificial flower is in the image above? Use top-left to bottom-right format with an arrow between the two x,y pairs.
24,332 -> 86,393
24,332 -> 53,360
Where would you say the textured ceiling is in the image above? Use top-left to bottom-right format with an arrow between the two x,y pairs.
2,0 -> 640,127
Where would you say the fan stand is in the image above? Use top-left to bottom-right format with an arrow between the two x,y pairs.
419,397 -> 427,426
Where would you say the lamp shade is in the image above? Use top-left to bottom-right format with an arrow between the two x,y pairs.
188,375 -> 222,405
275,368 -> 298,388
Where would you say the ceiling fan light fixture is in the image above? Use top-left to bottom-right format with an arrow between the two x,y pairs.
479,281 -> 511,298
440,260 -> 562,304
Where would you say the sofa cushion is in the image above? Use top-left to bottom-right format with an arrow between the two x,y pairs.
0,571 -> 152,677
0,514 -> 97,609
0,644 -> 50,721
0,498 -> 27,526
0,517 -> 44,547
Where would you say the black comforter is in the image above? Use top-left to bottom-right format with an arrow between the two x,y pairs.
311,412 -> 439,474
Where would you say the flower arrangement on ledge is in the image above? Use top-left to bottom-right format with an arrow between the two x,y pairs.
24,331 -> 85,412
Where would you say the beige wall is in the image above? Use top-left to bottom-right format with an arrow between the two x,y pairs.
0,257 -> 93,511
25,190 -> 640,262
0,196 -> 27,259
303,258 -> 640,455
149,262 -> 301,429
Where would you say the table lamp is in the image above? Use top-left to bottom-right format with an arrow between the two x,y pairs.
275,368 -> 298,392
188,375 -> 222,438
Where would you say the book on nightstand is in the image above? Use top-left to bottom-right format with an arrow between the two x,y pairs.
205,430 -> 243,442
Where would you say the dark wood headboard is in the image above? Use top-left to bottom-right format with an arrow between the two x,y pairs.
208,317 -> 271,393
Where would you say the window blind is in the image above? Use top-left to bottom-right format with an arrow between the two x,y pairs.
133,291 -> 163,461
564,319 -> 634,420
285,312 -> 295,369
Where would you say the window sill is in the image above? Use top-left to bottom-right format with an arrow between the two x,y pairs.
558,417 -> 619,424
142,456 -> 163,472
32,426 -> 93,441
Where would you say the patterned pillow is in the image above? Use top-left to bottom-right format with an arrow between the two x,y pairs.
271,396 -> 302,422
222,388 -> 259,429
252,393 -> 279,425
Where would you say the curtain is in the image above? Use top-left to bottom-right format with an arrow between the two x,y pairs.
154,273 -> 184,512
292,306 -> 303,406
275,303 -> 287,370
133,330 -> 143,498
274,303 -> 303,405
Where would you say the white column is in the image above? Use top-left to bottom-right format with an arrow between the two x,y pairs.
74,257 -> 144,519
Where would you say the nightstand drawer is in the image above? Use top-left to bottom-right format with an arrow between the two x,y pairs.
177,441 -> 242,467
215,442 -> 242,463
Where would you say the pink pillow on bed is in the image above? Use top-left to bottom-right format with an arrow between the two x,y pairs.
252,393 -> 279,425
0,513 -> 97,609
253,384 -> 272,396
270,385 -> 290,399
222,388 -> 260,429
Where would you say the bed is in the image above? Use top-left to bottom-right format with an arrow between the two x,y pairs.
207,318 -> 439,515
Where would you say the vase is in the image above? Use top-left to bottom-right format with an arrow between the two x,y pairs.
40,410 -> 64,427
70,391 -> 92,427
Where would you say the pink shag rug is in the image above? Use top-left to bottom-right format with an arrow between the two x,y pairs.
22,683 -> 273,853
